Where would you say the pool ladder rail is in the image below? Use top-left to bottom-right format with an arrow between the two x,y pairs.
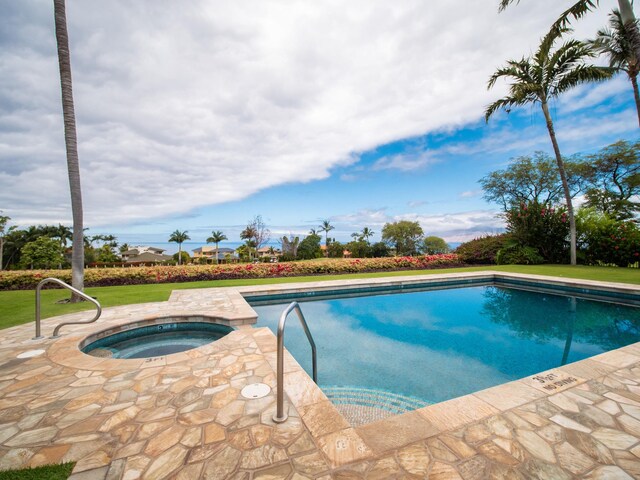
273,301 -> 317,423
34,277 -> 102,339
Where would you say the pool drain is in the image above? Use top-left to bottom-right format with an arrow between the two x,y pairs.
241,383 -> 271,399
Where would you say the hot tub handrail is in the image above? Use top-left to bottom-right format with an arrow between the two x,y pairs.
273,301 -> 317,424
34,277 -> 102,339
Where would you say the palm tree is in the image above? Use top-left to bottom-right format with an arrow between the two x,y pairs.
361,227 -> 375,245
499,0 -> 640,76
206,230 -> 227,264
54,0 -> 84,298
318,220 -> 335,249
309,228 -> 318,236
591,10 -> 640,126
169,230 -> 190,265
485,27 -> 612,265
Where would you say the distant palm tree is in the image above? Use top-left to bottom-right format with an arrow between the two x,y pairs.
309,228 -> 318,236
318,220 -> 335,249
361,227 -> 375,245
54,0 -> 84,298
486,27 -> 612,265
169,230 -> 190,265
206,230 -> 227,264
591,10 -> 640,126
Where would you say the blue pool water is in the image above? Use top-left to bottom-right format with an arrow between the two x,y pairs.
252,285 -> 640,404
82,322 -> 234,359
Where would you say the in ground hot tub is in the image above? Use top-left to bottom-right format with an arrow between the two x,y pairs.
81,317 -> 234,359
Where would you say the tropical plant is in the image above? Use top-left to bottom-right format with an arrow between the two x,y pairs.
455,234 -> 511,264
381,220 -> 424,256
206,230 -> 227,265
241,216 -> 270,260
591,10 -> 640,125
503,201 -> 570,263
326,241 -> 346,258
54,0 -> 85,298
297,234 -> 323,260
318,220 -> 335,249
345,240 -> 371,258
168,230 -> 190,265
581,140 -> 640,219
422,236 -> 450,255
577,208 -> 640,266
498,0 -> 640,73
480,152 -> 587,210
360,227 -> 375,245
485,26 -> 612,264
280,235 -> 300,260
20,236 -> 64,269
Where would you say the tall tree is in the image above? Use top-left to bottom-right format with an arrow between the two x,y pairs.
168,230 -> 190,265
499,0 -> 640,84
485,27 -> 612,264
360,227 -> 375,245
480,153 -> 587,210
318,220 -> 335,249
241,215 -> 270,260
206,230 -> 227,264
54,0 -> 84,297
381,221 -> 424,256
590,10 -> 640,126
582,139 -> 640,219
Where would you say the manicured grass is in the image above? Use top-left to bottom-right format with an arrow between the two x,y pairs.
0,463 -> 75,480
1,265 -> 638,331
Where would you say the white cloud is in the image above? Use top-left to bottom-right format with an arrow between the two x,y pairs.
397,210 -> 505,242
372,152 -> 438,172
459,190 -> 483,199
0,0 -> 613,227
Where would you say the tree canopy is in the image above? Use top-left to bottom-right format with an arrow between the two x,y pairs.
382,221 -> 424,256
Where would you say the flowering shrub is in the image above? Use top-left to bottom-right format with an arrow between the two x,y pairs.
504,201 -> 569,263
455,234 -> 510,264
577,209 -> 640,267
0,254 -> 463,290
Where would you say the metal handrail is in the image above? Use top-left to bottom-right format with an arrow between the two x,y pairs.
273,301 -> 317,423
34,278 -> 102,339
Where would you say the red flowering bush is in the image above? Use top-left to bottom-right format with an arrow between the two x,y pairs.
0,254 -> 464,290
577,209 -> 640,267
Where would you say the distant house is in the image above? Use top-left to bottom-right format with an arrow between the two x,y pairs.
121,246 -> 172,263
192,246 -> 237,262
257,246 -> 281,260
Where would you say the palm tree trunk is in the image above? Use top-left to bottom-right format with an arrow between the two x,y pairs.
0,238 -> 4,271
178,243 -> 182,265
541,101 -> 577,265
618,0 -> 640,69
215,243 -> 219,265
54,0 -> 84,299
631,73 -> 640,127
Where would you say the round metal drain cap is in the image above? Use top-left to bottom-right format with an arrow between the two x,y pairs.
241,383 -> 271,399
17,349 -> 45,359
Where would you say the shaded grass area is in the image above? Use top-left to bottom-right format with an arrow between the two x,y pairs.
1,265 -> 638,330
0,463 -> 75,480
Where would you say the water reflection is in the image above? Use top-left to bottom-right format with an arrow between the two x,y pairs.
253,285 -> 640,404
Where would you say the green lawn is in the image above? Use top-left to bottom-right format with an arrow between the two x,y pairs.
1,265 -> 638,331
0,463 -> 74,480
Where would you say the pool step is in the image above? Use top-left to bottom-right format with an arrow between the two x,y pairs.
323,386 -> 431,426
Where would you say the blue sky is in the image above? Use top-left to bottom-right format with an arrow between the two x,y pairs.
1,0 -> 638,253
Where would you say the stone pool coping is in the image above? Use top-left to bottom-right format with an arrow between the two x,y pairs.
1,270 -> 639,478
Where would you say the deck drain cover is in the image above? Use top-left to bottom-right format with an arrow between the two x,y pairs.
241,383 -> 270,399
17,349 -> 45,359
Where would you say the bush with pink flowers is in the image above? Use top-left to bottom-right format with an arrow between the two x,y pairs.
0,254 -> 464,290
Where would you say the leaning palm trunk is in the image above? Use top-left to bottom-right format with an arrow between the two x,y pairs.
618,0 -> 640,67
541,101 -> 577,265
54,0 -> 84,298
631,73 -> 640,126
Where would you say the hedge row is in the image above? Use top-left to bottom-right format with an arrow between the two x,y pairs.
0,254 -> 464,290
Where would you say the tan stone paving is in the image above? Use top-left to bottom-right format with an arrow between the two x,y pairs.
0,272 -> 639,479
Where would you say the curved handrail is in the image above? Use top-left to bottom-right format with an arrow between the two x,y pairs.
34,278 -> 102,339
273,301 -> 317,423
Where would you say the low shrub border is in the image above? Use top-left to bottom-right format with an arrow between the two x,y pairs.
0,255 -> 464,290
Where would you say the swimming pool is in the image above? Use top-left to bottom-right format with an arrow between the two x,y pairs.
251,283 -> 640,406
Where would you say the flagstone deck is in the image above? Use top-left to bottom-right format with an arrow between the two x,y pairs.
0,272 -> 639,479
